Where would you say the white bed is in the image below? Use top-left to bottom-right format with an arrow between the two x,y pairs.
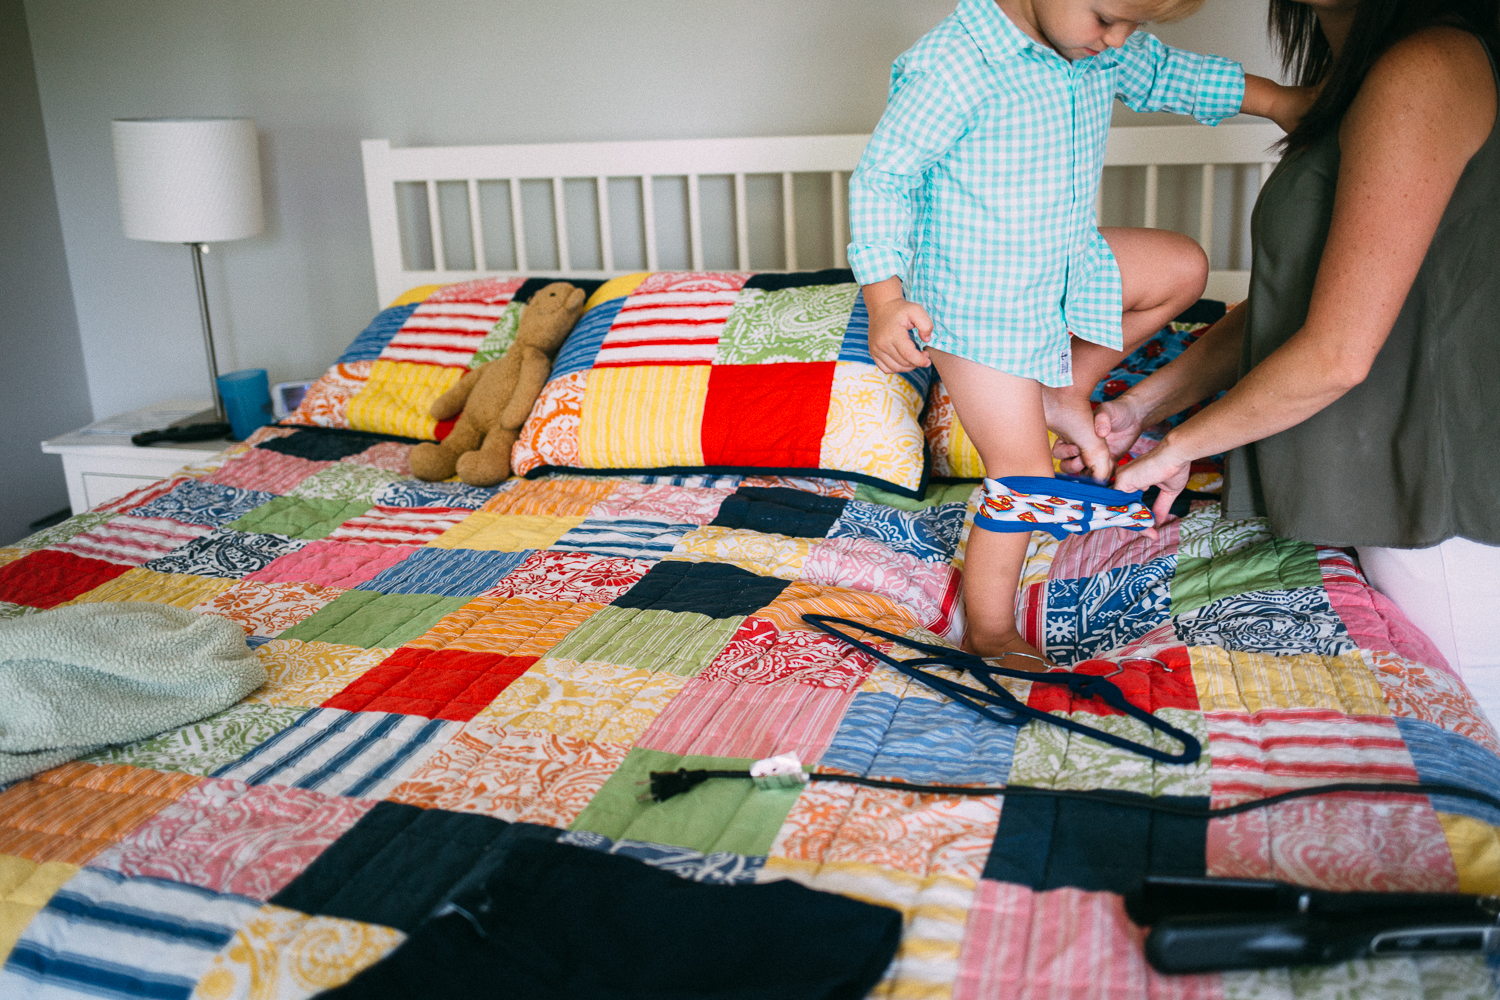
361,122 -> 1283,305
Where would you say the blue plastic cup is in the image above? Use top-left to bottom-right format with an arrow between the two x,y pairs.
217,369 -> 273,441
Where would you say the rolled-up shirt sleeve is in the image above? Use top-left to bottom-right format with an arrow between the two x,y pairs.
1112,31 -> 1245,126
847,66 -> 970,287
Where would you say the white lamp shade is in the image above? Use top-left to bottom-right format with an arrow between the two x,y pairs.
112,118 -> 264,243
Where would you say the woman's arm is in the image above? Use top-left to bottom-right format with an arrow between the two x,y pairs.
1116,27 -> 1497,517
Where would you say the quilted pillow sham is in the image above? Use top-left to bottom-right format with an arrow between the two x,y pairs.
290,270 -> 937,498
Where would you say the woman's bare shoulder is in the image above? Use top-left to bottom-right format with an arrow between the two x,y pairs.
1344,26 -> 1495,156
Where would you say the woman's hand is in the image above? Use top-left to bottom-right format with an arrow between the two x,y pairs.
866,297 -> 934,374
1113,436 -> 1192,526
1051,396 -> 1149,475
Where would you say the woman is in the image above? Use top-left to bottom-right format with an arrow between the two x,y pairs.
1060,0 -> 1500,717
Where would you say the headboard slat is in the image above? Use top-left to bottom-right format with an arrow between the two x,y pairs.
361,124 -> 1282,306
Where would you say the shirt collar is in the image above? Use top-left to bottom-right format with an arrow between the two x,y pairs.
956,0 -> 1107,71
955,0 -> 1040,66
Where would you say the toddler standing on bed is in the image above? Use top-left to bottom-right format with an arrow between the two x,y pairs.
849,0 -> 1308,664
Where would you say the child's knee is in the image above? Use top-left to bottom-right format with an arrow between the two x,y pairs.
1167,233 -> 1209,299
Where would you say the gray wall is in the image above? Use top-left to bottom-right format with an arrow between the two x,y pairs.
23,0 -> 1280,424
2,0 -> 92,545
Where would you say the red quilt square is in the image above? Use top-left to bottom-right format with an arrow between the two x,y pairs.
1027,645 -> 1199,718
700,362 -> 835,469
0,549 -> 133,609
323,646 -> 536,721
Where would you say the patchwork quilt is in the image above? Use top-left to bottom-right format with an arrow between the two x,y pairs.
1,353 -> 1498,997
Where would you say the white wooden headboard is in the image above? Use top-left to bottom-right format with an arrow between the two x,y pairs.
363,122 -> 1282,307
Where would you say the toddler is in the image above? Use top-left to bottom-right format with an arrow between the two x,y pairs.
849,0 -> 1308,664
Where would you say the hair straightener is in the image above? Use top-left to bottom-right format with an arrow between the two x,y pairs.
1126,876 -> 1500,973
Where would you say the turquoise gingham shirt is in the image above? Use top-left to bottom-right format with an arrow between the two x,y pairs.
848,0 -> 1245,385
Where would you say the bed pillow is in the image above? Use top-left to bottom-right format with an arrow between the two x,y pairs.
924,300 -> 1228,485
287,270 -> 935,497
510,270 -> 936,498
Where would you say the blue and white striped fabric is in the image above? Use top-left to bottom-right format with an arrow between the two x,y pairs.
0,869 -> 259,1000
1395,717 -> 1500,828
356,547 -> 530,596
628,474 -> 744,489
212,708 -> 461,799
336,303 -> 420,364
820,691 -> 1019,785
549,518 -> 697,559
848,0 -> 1244,384
550,297 -> 624,380
828,500 -> 968,563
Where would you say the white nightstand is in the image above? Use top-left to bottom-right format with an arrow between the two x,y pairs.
42,398 -> 233,515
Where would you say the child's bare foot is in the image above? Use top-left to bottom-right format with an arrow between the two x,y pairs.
962,626 -> 1053,672
1042,386 -> 1112,483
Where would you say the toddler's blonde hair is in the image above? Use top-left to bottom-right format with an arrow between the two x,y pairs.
1142,0 -> 1208,23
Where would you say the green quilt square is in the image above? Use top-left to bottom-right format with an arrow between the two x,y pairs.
78,703 -> 308,775
570,747 -> 803,856
855,481 -> 978,512
546,606 -> 744,676
277,590 -> 472,648
1007,708 -> 1210,799
228,497 -> 373,540
0,601 -> 42,621
714,284 -> 859,366
467,301 -> 523,368
1171,536 -> 1323,615
287,463 -> 403,503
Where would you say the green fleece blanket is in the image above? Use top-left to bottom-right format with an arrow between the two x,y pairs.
0,602 -> 266,783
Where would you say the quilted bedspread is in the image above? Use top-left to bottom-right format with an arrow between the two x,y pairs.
0,426 -> 1498,999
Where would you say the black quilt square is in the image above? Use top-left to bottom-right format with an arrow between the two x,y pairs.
142,527 -> 306,579
710,486 -> 847,538
261,428 -> 395,461
610,560 -> 791,618
513,276 -> 605,305
743,268 -> 855,291
272,802 -> 515,932
982,791 -> 1208,895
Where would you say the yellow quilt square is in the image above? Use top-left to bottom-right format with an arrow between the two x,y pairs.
242,639 -> 396,708
426,512 -> 584,551
0,854 -> 79,964
479,477 -> 617,517
405,593 -> 604,658
579,365 -> 710,469
1189,646 -> 1388,716
61,569 -> 234,610
346,360 -> 464,440
669,526 -> 813,581
474,658 -> 688,743
1439,813 -> 1500,895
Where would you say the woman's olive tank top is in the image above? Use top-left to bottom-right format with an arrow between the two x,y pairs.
1222,40 -> 1500,547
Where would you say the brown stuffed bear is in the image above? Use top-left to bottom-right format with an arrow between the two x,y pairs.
409,282 -> 587,486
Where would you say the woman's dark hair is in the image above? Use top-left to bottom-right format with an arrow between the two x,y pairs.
1269,0 -> 1500,151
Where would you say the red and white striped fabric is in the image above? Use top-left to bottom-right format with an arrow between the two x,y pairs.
323,505 -> 472,546
53,515 -> 213,567
379,277 -> 524,368
92,476 -> 192,517
1207,709 -> 1420,805
594,271 -> 750,367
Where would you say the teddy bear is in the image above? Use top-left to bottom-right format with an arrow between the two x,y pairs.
408,281 -> 587,486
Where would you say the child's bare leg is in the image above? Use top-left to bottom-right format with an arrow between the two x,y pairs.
1042,227 -> 1208,479
929,348 -> 1053,669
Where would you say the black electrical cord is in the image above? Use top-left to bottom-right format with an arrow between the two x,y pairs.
644,769 -> 1500,820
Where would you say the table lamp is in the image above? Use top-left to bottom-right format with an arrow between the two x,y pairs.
112,117 -> 263,440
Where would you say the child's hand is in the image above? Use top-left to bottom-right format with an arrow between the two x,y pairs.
867,297 -> 934,374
